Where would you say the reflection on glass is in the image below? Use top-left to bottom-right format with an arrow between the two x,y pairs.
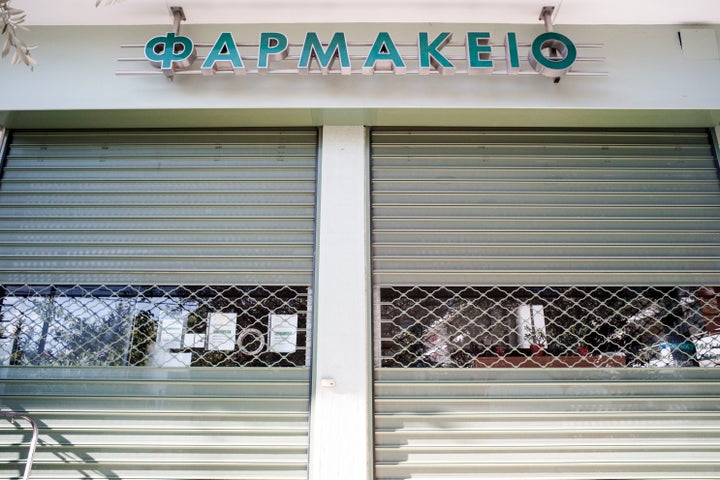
0,285 -> 310,368
379,286 -> 720,368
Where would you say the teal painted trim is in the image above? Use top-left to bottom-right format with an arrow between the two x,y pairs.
144,32 -> 196,75
466,32 -> 493,71
200,32 -> 244,74
258,32 -> 289,71
418,32 -> 454,74
297,32 -> 351,74
505,32 -> 520,73
529,32 -> 577,76
363,32 -> 406,74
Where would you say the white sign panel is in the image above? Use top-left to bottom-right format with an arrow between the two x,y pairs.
268,313 -> 298,353
207,312 -> 237,351
158,313 -> 185,349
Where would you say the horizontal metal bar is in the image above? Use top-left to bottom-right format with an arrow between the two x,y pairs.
115,68 -> 608,76
120,42 -> 605,49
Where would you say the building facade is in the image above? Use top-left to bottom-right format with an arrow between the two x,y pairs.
1,1 -> 720,479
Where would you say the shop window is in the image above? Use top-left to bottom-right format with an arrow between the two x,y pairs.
377,286 -> 720,368
0,285 -> 310,367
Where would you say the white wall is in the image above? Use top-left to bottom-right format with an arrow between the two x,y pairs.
0,24 -> 719,128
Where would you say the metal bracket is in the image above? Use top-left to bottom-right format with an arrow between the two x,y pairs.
539,6 -> 561,83
539,6 -> 555,32
170,6 -> 186,35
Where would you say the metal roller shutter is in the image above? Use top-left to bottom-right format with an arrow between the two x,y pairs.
0,129 -> 318,286
371,128 -> 720,286
374,369 -> 720,480
0,129 -> 317,480
371,128 -> 720,480
0,368 -> 310,480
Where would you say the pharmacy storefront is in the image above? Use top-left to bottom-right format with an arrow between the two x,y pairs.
1,2 -> 720,479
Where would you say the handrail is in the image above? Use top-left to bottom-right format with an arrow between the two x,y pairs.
1,411 -> 39,480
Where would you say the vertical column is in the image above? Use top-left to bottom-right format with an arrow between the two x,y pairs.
309,126 -> 372,480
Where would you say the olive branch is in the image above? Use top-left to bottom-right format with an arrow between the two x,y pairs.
1,0 -> 124,69
0,0 -> 36,69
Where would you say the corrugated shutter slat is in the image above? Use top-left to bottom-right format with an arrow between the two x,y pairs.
0,129 -> 318,286
0,367 -> 310,480
374,368 -> 720,480
371,129 -> 720,286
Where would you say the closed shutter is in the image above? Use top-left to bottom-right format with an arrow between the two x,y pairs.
375,369 -> 720,480
0,129 -> 316,480
371,128 -> 720,286
0,368 -> 310,480
371,128 -> 720,480
0,129 -> 318,285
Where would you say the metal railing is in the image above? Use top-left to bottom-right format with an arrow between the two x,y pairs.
0,411 -> 38,480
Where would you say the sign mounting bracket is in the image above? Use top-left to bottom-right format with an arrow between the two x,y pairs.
539,6 -> 562,83
170,6 -> 186,36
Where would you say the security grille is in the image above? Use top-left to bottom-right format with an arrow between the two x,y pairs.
377,285 -> 720,368
0,284 -> 310,368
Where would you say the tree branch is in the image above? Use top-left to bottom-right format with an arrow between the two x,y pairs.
0,0 -> 36,69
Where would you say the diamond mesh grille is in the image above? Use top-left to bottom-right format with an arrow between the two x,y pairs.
0,285 -> 310,367
376,286 -> 720,368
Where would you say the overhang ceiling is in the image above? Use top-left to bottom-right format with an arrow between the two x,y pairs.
10,0 -> 720,26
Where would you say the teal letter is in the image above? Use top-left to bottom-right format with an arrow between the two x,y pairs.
201,32 -> 245,75
466,32 -> 493,75
144,32 -> 197,77
258,32 -> 289,73
418,32 -> 455,75
298,32 -> 351,75
505,32 -> 520,75
528,32 -> 577,77
363,32 -> 406,74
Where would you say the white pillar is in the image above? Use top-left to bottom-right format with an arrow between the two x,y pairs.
309,126 -> 372,480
